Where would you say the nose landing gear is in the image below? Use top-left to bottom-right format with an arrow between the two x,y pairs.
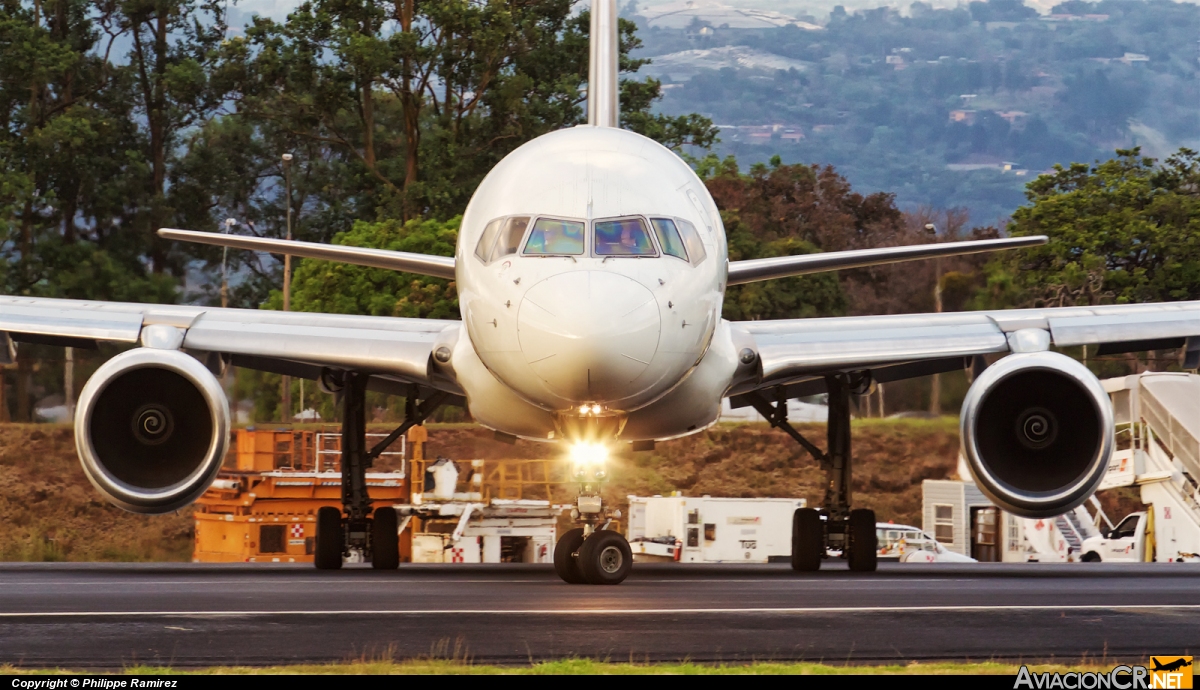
554,521 -> 634,585
553,487 -> 632,584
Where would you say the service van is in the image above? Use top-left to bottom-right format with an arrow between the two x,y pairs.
876,523 -> 976,563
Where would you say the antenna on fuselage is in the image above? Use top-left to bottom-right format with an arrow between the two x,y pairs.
587,0 -> 619,128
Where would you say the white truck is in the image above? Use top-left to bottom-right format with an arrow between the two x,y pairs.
1078,510 -> 1199,563
626,495 -> 806,563
876,523 -> 976,563
1079,512 -> 1150,562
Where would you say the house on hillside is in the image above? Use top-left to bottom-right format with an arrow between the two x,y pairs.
949,110 -> 977,125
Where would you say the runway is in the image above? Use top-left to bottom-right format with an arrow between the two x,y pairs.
1,561 -> 1197,667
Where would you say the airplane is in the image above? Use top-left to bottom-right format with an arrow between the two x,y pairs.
1152,658 -> 1193,672
3,0 -> 1199,584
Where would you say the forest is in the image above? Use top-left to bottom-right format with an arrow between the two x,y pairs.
3,0 -> 1199,423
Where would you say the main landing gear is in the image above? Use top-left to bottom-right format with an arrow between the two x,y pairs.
314,371 -> 446,570
747,373 -> 878,573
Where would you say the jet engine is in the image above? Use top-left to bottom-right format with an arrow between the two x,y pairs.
960,351 -> 1113,518
75,347 -> 230,514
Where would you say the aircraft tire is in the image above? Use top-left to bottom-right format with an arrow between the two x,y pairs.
554,528 -> 587,584
578,530 -> 633,585
847,508 -> 878,572
314,506 -> 344,570
792,508 -> 823,572
371,507 -> 400,570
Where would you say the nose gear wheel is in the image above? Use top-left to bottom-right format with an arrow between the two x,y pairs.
577,530 -> 633,585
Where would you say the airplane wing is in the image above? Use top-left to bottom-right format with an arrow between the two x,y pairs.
726,236 -> 1046,285
0,296 -> 461,395
157,228 -> 457,280
731,300 -> 1200,400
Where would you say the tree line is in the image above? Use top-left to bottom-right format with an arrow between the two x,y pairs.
4,1 -> 1200,423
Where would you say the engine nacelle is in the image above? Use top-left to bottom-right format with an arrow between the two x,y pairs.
960,351 -> 1113,518
75,348 -> 230,514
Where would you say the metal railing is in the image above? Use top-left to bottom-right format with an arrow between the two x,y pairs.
314,432 -> 406,476
1139,383 -> 1200,480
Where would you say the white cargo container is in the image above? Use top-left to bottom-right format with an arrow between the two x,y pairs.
626,495 -> 806,563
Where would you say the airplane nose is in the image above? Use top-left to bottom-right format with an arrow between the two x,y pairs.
518,271 -> 660,403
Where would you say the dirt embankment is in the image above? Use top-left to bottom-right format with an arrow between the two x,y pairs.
0,425 -> 194,561
0,420 -> 967,561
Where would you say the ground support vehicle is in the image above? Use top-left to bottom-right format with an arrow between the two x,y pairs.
1076,374 -> 1200,563
626,495 -> 806,563
193,427 -> 408,563
399,498 -> 558,564
876,523 -> 976,563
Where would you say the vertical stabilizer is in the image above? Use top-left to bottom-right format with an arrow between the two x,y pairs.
587,0 -> 619,127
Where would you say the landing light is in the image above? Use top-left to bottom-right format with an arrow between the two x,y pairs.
569,443 -> 609,481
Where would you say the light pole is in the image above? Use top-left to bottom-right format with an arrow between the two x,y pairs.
926,222 -> 942,416
221,218 -> 236,309
281,153 -> 294,422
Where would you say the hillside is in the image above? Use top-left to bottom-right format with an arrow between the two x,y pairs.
639,0 -> 1200,221
0,420 -> 966,561
0,425 -> 194,561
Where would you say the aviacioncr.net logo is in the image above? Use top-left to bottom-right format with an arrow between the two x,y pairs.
1015,659 -> 1193,690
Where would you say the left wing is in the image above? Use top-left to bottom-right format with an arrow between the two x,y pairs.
726,236 -> 1046,285
731,300 -> 1200,399
0,296 -> 460,394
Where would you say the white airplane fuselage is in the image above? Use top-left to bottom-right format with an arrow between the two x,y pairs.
449,125 -> 739,443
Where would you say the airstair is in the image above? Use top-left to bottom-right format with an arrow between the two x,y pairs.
1093,373 -> 1200,561
1054,510 -> 1089,554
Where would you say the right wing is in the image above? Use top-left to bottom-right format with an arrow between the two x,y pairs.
158,228 -> 457,280
0,296 -> 461,395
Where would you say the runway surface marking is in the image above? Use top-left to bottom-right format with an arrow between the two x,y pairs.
0,577 -> 973,585
4,603 -> 1200,617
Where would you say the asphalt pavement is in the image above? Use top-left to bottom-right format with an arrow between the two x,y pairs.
0,561 -> 1197,667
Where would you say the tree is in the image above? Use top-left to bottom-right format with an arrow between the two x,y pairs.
94,0 -> 229,273
207,1 -> 716,228
987,148 -> 1200,309
700,154 -> 913,319
0,0 -> 180,420
285,215 -> 460,319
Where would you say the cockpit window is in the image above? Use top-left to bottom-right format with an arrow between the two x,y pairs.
474,219 -> 503,263
676,218 -> 707,265
494,216 -> 529,260
650,218 -> 688,261
595,217 -> 656,256
523,217 -> 585,255
474,216 -> 530,264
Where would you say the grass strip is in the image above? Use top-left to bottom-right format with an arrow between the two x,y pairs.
2,660 -> 1127,675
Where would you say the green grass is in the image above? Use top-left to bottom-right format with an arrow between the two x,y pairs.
1,660 -> 1125,675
